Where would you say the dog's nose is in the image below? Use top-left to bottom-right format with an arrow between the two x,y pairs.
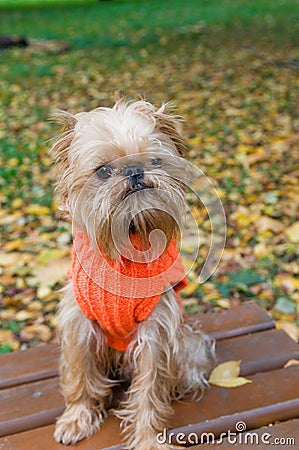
123,165 -> 144,179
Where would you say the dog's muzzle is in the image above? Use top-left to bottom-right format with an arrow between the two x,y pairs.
123,165 -> 147,191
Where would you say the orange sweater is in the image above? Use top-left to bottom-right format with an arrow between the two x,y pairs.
69,232 -> 188,352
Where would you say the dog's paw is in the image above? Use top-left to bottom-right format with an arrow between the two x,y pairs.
54,403 -> 105,445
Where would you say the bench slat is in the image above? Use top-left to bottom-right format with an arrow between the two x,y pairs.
198,301 -> 275,340
217,328 -> 299,376
0,378 -> 64,438
1,366 -> 298,449
0,345 -> 59,390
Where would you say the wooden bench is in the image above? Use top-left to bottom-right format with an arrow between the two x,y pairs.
0,301 -> 298,449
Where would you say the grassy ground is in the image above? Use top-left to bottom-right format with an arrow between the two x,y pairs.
0,0 -> 298,351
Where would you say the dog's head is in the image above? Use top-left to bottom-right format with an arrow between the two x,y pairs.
52,99 -> 188,259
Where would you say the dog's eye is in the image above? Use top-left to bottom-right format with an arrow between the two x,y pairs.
96,165 -> 113,180
151,158 -> 162,167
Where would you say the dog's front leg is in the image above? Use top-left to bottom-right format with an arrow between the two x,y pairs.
54,284 -> 113,445
116,292 -> 181,450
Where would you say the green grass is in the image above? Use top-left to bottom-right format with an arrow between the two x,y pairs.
0,0 -> 298,46
0,0 -> 96,8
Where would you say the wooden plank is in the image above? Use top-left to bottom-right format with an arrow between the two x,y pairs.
217,328 -> 299,376
0,345 -> 59,389
0,422 -> 121,450
1,366 -> 298,449
197,301 -> 275,340
190,418 -> 299,449
0,378 -> 64,438
169,366 -> 299,446
0,302 -> 274,390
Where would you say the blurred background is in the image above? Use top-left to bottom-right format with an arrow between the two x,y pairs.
0,0 -> 298,352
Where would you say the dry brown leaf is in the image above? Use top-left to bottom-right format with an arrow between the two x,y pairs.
15,310 -> 39,321
0,252 -> 21,267
20,324 -> 52,342
30,257 -> 70,291
256,216 -> 285,234
0,329 -> 14,343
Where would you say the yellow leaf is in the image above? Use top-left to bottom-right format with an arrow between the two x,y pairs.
217,298 -> 231,309
25,205 -> 51,216
285,222 -> 299,243
276,321 -> 299,343
11,198 -> 24,209
209,360 -> 241,380
37,248 -> 63,265
274,274 -> 299,292
210,377 -> 253,388
209,361 -> 252,388
0,329 -> 14,343
4,239 -> 23,251
254,243 -> 270,258
7,157 -> 19,168
182,281 -> 199,296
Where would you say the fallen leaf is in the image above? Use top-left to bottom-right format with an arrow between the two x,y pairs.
276,321 -> 299,342
24,205 -> 51,216
30,257 -> 70,291
0,329 -> 14,343
182,281 -> 200,296
274,274 -> 299,292
285,222 -> 299,243
209,360 -> 252,387
284,359 -> 299,368
256,217 -> 284,234
209,377 -> 253,388
4,240 -> 24,252
37,248 -> 68,265
15,310 -> 39,321
0,252 -> 21,267
20,324 -> 52,342
216,298 -> 231,309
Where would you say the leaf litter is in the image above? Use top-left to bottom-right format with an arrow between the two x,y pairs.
0,4 -> 298,352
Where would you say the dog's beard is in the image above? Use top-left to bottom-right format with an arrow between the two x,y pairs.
72,170 -> 186,260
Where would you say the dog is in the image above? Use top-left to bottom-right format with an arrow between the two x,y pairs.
52,98 -> 216,449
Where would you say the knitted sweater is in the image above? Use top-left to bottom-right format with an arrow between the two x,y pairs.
69,232 -> 188,352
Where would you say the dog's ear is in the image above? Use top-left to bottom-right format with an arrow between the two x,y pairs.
50,110 -> 77,172
153,104 -> 186,156
50,110 -> 77,212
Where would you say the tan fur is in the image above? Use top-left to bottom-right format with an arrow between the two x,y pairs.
52,99 -> 216,449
